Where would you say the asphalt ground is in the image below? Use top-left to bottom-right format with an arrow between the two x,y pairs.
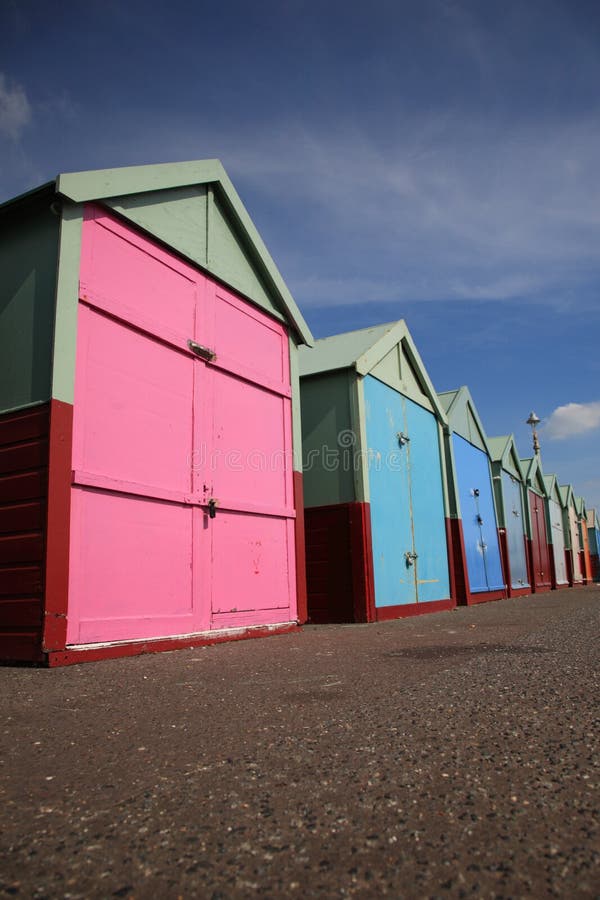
1,586 -> 599,899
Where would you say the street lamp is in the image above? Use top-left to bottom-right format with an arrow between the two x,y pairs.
526,411 -> 541,455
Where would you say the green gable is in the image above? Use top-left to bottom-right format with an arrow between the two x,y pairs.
0,187 -> 60,413
56,160 -> 312,344
438,386 -> 489,453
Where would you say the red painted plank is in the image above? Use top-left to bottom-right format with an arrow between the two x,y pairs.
0,632 -> 45,663
47,622 -> 300,668
0,533 -> 45,564
349,502 -> 375,623
0,470 -> 48,503
43,399 -> 73,649
0,565 -> 44,596
0,439 -> 49,474
0,501 -> 45,535
375,598 -> 454,621
0,598 -> 43,627
0,406 -> 49,448
304,502 -> 375,624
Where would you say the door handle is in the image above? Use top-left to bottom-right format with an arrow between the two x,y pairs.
188,339 -> 216,362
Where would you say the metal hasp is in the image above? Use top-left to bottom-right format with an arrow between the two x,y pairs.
397,432 -> 410,446
188,339 -> 216,362
208,499 -> 218,519
404,551 -> 418,566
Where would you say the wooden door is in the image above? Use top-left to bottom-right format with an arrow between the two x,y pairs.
452,435 -> 504,594
528,491 -> 551,589
67,207 -> 295,645
501,472 -> 529,589
548,499 -> 568,585
365,376 -> 415,607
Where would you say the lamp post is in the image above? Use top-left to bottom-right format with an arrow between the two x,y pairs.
526,411 -> 541,456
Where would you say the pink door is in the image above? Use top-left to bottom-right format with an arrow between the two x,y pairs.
67,207 -> 296,645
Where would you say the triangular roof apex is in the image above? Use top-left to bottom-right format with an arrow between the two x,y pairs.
559,484 -> 574,506
488,434 -> 526,478
438,385 -> 491,453
299,319 -> 447,421
55,159 -> 312,346
522,454 -> 547,493
56,159 -> 225,202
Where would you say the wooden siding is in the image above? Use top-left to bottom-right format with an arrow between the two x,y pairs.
0,195 -> 60,415
0,405 -> 49,662
305,502 -> 374,624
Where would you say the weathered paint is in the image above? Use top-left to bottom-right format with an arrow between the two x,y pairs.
0,190 -> 60,414
451,434 -> 504,594
501,471 -> 529,589
365,375 -> 450,607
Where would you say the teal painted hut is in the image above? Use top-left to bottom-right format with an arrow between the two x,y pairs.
0,161 -> 313,665
488,435 -> 530,596
543,474 -> 570,588
438,387 -> 506,605
559,485 -> 584,586
299,320 -> 453,623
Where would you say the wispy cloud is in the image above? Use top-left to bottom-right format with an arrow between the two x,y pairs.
0,73 -> 31,140
544,401 -> 600,440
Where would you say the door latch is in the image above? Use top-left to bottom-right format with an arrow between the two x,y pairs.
404,551 -> 418,566
188,339 -> 216,362
208,498 -> 218,519
397,432 -> 410,446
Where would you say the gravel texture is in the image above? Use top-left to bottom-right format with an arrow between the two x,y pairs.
1,586 -> 598,899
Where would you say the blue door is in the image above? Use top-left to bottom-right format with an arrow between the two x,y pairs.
365,376 -> 450,607
501,471 -> 529,588
452,434 -> 504,593
405,398 -> 450,603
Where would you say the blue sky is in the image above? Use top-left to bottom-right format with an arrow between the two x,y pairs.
1,0 -> 599,509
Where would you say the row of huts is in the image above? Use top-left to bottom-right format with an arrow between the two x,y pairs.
0,160 -> 598,666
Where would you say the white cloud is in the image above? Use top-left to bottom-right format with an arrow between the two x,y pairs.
0,73 -> 31,140
543,401 -> 600,440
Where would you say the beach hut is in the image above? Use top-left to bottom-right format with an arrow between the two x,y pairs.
299,321 -> 453,623
0,161 -> 313,665
543,474 -> 570,589
521,456 -> 552,593
575,496 -> 593,583
438,387 -> 505,605
560,485 -> 584,586
586,508 -> 600,581
488,435 -> 530,597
